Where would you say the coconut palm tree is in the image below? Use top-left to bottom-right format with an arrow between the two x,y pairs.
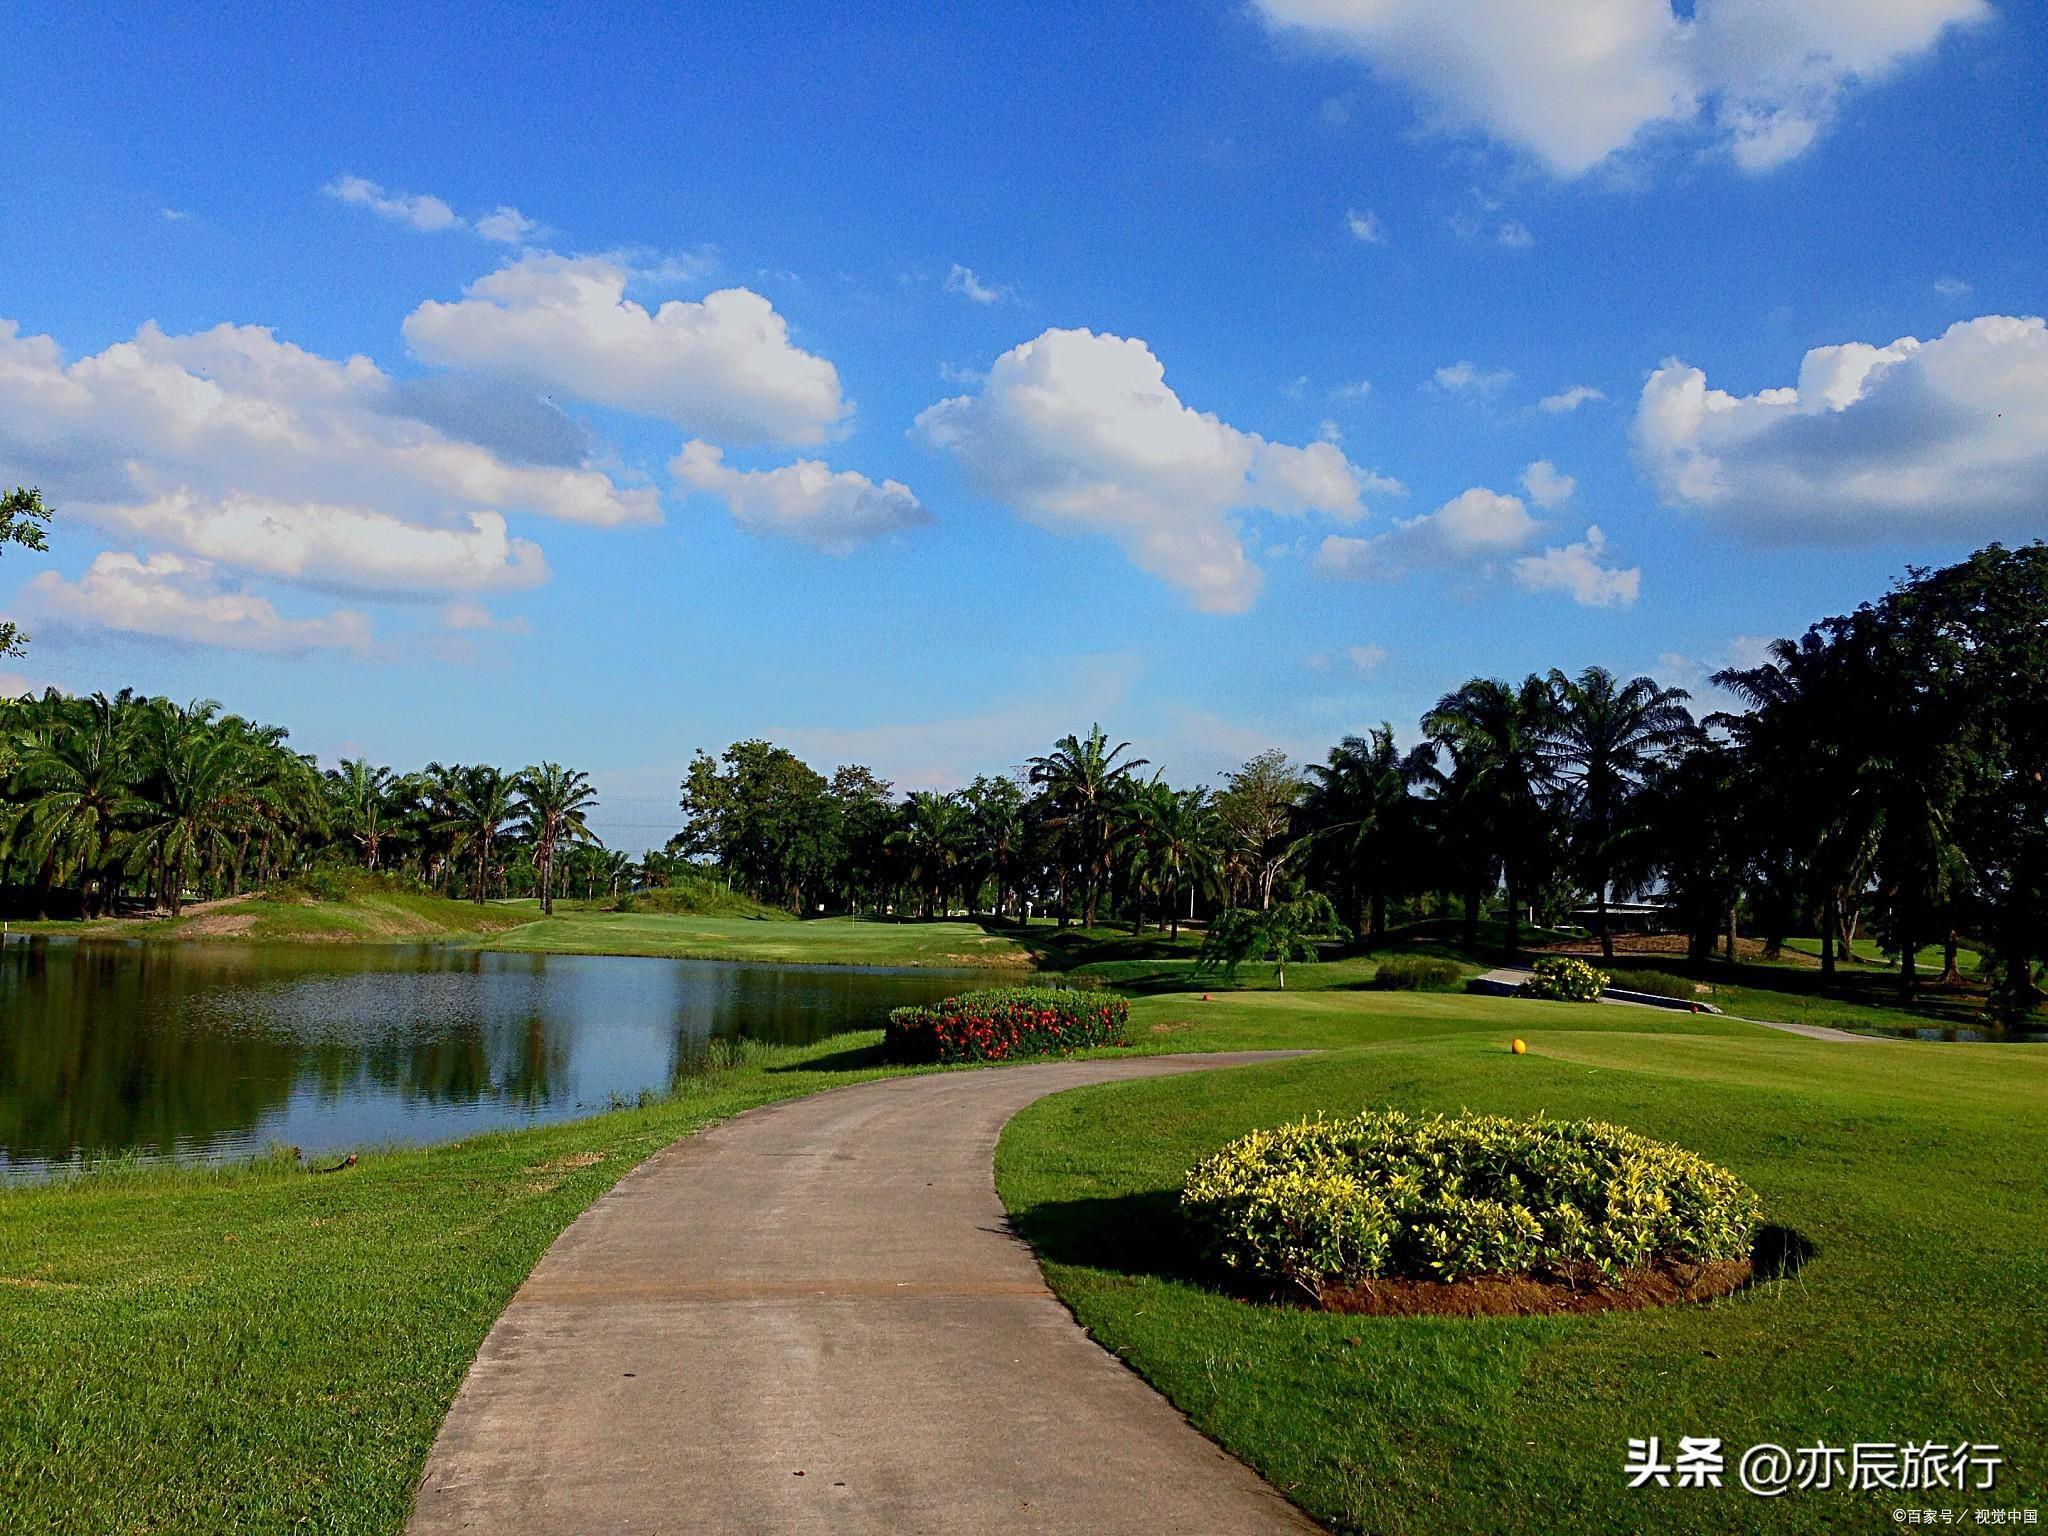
1422,676 -> 1562,955
1547,667 -> 1696,960
1133,782 -> 1220,937
1301,725 -> 1426,940
331,759 -> 396,872
126,702 -> 245,915
892,790 -> 966,919
514,763 -> 602,915
1028,725 -> 1148,928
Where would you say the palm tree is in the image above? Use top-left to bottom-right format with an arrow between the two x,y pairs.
1301,726 -> 1425,940
13,693 -> 143,917
1028,725 -> 1148,928
1133,782 -> 1220,937
514,763 -> 602,915
1547,667 -> 1696,960
435,765 -> 517,905
331,759 -> 396,872
1422,676 -> 1561,955
892,791 -> 966,918
126,701 -> 244,915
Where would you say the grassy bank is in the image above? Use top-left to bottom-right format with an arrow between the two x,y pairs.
7,874 -> 529,944
0,1034 -> 920,1533
482,911 -> 1033,968
997,991 -> 2048,1534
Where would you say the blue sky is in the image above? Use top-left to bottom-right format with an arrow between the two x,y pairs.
2,1 -> 2043,849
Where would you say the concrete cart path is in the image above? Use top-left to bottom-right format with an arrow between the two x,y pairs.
1476,966 -> 1881,1043
407,1053 -> 1322,1536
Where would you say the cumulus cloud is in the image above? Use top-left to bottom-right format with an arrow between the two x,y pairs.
473,206 -> 541,244
1434,359 -> 1513,395
24,552 -> 373,653
1513,525 -> 1640,606
1254,0 -> 1987,177
944,264 -> 1008,304
1497,220 -> 1534,249
1632,314 -> 2048,542
1539,384 -> 1607,413
1345,208 -> 1386,244
672,441 -> 929,554
1520,459 -> 1575,508
402,254 -> 846,445
83,492 -> 549,597
0,317 -> 655,530
1347,642 -> 1389,672
915,327 -> 1380,612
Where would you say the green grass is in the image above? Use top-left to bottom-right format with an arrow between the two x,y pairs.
481,910 -> 1033,968
7,876 -> 527,944
997,990 -> 2048,1534
0,1034 -> 922,1534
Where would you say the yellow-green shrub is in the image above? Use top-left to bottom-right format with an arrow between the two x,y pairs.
1519,955 -> 1609,1002
1181,1110 -> 1761,1296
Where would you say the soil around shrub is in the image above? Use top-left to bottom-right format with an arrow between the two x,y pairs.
1314,1257 -> 1755,1318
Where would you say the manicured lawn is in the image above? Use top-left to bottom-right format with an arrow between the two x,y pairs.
7,884 -> 527,944
481,911 -> 1033,968
997,990 -> 2048,1534
0,1035 -> 920,1534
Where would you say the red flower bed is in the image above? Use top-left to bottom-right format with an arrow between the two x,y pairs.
884,986 -> 1130,1064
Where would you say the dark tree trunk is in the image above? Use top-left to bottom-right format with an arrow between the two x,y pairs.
1596,883 -> 1614,962
1462,880 -> 1481,950
1897,920 -> 1916,1001
1820,892 -> 1839,980
1938,929 -> 1963,987
1370,887 -> 1386,941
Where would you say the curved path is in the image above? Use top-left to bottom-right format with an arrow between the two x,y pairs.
408,1053 -> 1320,1536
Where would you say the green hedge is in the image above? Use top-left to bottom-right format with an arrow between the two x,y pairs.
1607,968 -> 1700,1001
1370,955 -> 1464,992
1182,1109 -> 1761,1296
884,986 -> 1129,1064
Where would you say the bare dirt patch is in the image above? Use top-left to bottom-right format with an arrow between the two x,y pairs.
178,912 -> 259,938
1315,1258 -> 1754,1318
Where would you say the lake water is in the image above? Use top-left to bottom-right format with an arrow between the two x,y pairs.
0,938 -> 989,1178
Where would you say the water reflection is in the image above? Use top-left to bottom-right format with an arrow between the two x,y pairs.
0,938 -> 984,1177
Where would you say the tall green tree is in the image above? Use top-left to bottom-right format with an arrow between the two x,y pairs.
1547,667 -> 1696,960
515,763 -> 602,915
0,487 -> 51,658
1301,726 -> 1423,939
1028,725 -> 1147,928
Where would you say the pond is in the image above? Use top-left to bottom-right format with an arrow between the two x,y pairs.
0,938 -> 991,1179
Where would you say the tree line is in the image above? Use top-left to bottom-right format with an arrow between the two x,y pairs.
5,543 -> 2045,1023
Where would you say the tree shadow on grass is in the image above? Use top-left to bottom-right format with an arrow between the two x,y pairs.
1007,1189 -> 1207,1285
764,1039 -> 891,1074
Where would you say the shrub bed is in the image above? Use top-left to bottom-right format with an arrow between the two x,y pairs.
1519,955 -> 1609,1002
1370,955 -> 1465,992
1606,967 -> 1702,1001
884,986 -> 1129,1064
1181,1109 -> 1762,1313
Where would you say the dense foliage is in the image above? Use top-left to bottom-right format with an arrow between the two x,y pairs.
1518,956 -> 1609,1002
884,986 -> 1129,1063
1181,1109 -> 1763,1297
1369,955 -> 1465,992
8,542 -> 2048,1035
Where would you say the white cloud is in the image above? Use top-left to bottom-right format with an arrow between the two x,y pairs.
1513,524 -> 1640,606
1434,359 -> 1513,394
402,254 -> 846,446
1539,384 -> 1607,413
672,441 -> 930,554
440,599 -> 528,634
1331,379 -> 1373,400
323,174 -> 461,233
1347,642 -> 1389,672
1633,314 -> 2048,542
1315,485 -> 1542,580
474,206 -> 541,244
1254,0 -> 1987,177
160,207 -> 191,223
25,552 -> 372,653
0,317 -> 655,531
1934,276 -> 1972,298
944,264 -> 1008,304
1497,220 -> 1534,248
1344,208 -> 1386,244
1520,458 -> 1575,508
83,491 -> 549,596
915,327 -> 1378,612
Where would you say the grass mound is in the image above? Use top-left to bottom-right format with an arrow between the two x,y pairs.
885,985 -> 1129,1063
1181,1109 -> 1761,1306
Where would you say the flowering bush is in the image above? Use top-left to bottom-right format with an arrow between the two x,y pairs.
1182,1109 -> 1761,1297
1519,955 -> 1609,1002
884,986 -> 1129,1064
